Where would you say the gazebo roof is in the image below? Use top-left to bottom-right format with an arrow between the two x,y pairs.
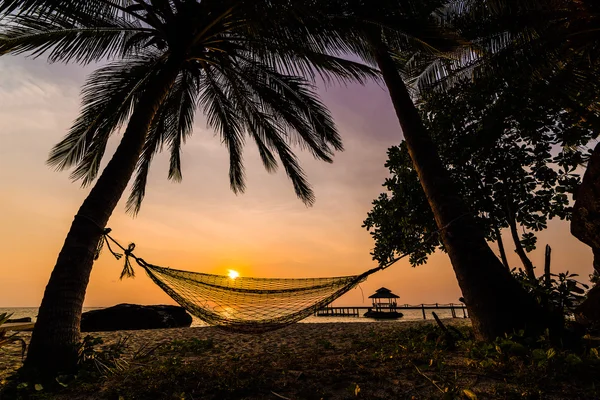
368,287 -> 400,299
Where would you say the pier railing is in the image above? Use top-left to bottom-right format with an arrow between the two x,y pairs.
315,303 -> 468,319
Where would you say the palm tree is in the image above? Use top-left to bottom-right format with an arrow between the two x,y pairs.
323,0 -> 553,340
0,0 -> 377,375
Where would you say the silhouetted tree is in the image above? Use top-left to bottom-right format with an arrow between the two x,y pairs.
364,77 -> 593,278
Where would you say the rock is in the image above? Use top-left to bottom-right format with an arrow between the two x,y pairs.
6,317 -> 32,323
80,304 -> 192,332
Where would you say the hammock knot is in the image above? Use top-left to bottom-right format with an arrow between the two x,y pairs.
119,243 -> 137,280
125,243 -> 136,256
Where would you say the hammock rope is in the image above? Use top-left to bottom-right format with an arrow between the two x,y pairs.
97,229 -> 402,333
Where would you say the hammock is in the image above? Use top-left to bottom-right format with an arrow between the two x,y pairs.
98,229 -> 400,334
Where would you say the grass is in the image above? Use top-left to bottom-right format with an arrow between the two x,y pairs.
2,322 -> 600,399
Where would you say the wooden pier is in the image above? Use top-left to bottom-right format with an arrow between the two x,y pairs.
315,303 -> 468,319
316,307 -> 360,317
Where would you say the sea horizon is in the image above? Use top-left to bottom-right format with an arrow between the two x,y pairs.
1,306 -> 464,328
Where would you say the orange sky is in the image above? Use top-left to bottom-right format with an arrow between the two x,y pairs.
0,56 -> 594,308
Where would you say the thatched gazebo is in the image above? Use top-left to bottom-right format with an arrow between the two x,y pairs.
368,287 -> 400,311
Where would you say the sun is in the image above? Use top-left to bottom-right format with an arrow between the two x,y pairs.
228,269 -> 240,280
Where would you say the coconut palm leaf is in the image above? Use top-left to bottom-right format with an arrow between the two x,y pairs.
47,54 -> 165,187
126,68 -> 198,213
0,9 -> 152,63
409,0 -> 600,105
216,67 -> 316,204
0,0 -> 112,19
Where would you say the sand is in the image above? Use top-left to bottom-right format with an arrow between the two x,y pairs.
4,319 -> 593,399
0,319 -> 469,384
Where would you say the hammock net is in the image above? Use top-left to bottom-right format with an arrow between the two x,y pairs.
100,230 -> 390,333
143,264 -> 366,333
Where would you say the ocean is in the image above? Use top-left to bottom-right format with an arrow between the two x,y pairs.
0,307 -> 463,328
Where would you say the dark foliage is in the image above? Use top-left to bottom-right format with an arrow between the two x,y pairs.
364,75 -> 595,267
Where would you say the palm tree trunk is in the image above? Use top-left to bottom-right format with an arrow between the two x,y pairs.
506,202 -> 536,279
24,56 -> 182,376
370,37 -> 552,340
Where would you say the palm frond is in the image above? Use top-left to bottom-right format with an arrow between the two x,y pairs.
166,70 -> 198,183
410,0 -> 599,100
213,61 -> 317,203
200,68 -> 247,194
0,0 -> 129,21
200,54 -> 346,204
0,13 -> 150,63
223,71 -> 316,204
125,69 -> 198,214
231,59 -> 343,157
125,101 -> 168,215
252,43 -> 381,87
48,54 -> 164,186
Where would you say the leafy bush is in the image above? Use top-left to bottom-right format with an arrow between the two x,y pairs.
513,270 -> 588,318
464,328 -> 600,374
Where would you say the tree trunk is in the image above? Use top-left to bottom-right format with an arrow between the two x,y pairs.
506,206 -> 536,279
594,248 -> 600,276
544,245 -> 552,287
572,141 -> 600,274
370,37 -> 553,340
495,227 -> 510,270
572,142 -> 600,325
23,56 -> 182,376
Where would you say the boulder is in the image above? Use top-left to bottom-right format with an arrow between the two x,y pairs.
81,304 -> 192,332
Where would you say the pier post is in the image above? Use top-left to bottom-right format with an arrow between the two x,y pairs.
450,304 -> 456,318
462,307 -> 467,318
421,304 -> 426,320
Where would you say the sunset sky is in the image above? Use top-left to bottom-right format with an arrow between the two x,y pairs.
0,54 -> 594,309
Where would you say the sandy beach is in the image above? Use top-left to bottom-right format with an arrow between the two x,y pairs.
1,320 -> 472,396
2,320 -> 466,380
1,318 -> 597,399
